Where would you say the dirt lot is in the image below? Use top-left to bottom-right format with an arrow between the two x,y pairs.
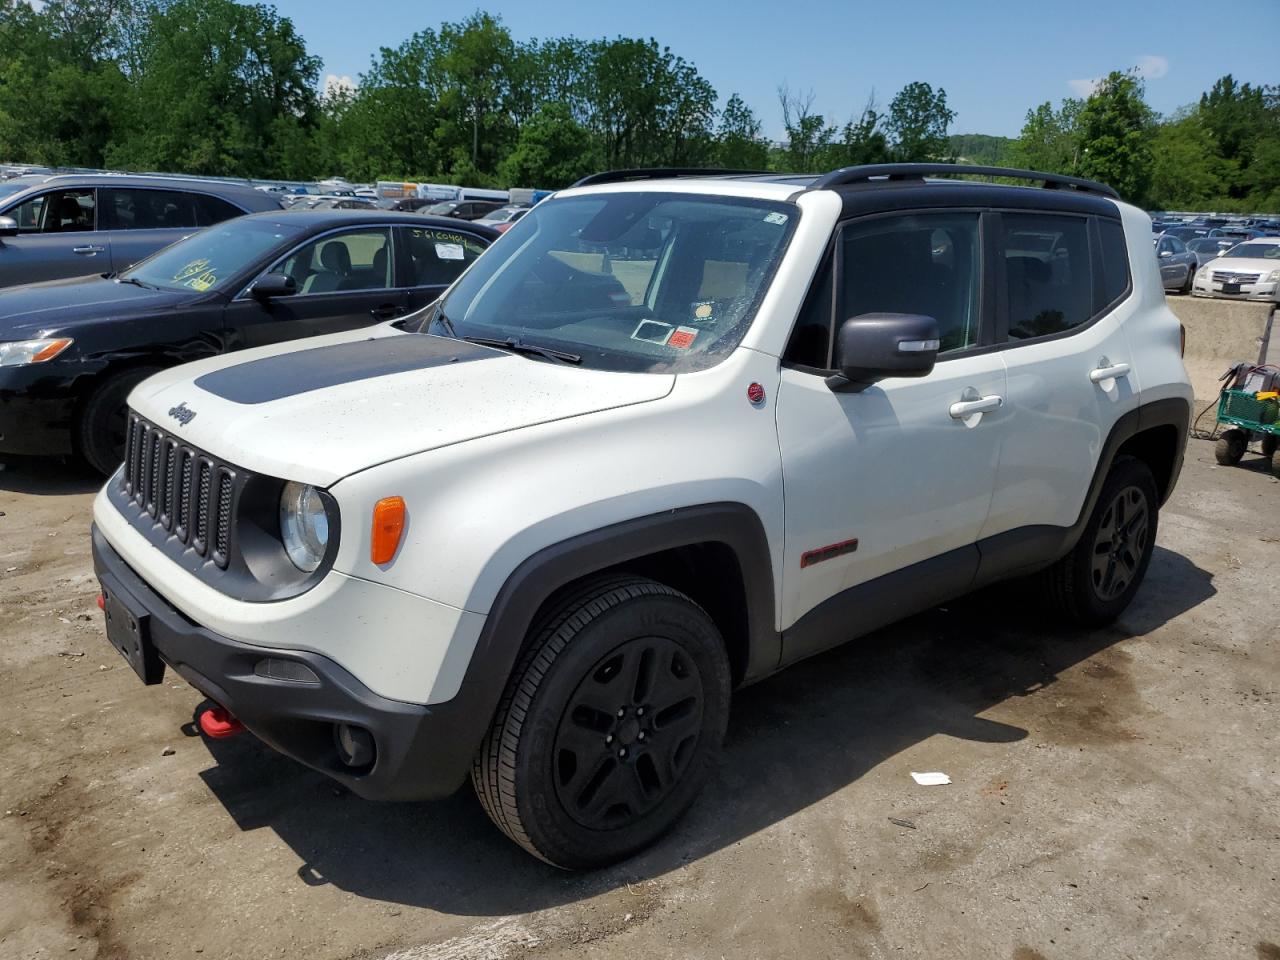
2,437 -> 1279,960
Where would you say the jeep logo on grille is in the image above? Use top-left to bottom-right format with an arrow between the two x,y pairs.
168,402 -> 197,426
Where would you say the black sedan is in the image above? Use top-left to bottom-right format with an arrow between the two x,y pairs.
0,210 -> 496,472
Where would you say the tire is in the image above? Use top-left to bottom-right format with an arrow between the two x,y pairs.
1041,456 -> 1159,628
1214,429 -> 1248,466
1180,263 -> 1194,294
472,574 -> 732,869
76,366 -> 163,475
1262,434 -> 1278,459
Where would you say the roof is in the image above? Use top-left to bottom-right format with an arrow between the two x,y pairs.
238,209 -> 501,240
1,172 -> 277,209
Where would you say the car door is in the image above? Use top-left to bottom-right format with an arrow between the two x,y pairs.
1165,235 -> 1196,285
1155,236 -> 1184,288
978,212 -> 1140,577
224,225 -> 408,348
0,187 -> 108,286
397,225 -> 490,312
775,210 -> 1006,663
101,187 -> 204,274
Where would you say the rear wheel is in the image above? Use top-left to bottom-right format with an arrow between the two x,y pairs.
76,366 -> 162,475
1262,434 -> 1278,459
1041,456 -> 1158,627
472,575 -> 731,869
1214,429 -> 1248,466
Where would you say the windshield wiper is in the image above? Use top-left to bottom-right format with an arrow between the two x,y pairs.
463,336 -> 582,365
114,276 -> 154,290
430,306 -> 458,338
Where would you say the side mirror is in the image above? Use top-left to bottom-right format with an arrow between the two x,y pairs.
0,216 -> 17,238
827,313 -> 940,393
252,272 -> 296,300
1159,249 -> 1172,258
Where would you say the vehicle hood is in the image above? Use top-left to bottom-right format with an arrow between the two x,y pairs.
128,327 -> 676,486
0,274 -> 197,338
1204,256 -> 1279,275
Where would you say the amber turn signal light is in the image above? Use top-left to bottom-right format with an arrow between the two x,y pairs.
371,496 -> 405,564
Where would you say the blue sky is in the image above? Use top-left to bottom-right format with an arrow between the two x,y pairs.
275,0 -> 1278,139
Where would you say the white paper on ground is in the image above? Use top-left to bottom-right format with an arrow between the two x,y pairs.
910,771 -> 952,786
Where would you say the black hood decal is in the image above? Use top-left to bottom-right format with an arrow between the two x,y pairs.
194,335 -> 500,405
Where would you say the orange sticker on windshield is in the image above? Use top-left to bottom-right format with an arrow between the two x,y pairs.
668,327 -> 698,349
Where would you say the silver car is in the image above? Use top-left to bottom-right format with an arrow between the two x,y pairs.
1154,233 -> 1198,294
0,174 -> 281,288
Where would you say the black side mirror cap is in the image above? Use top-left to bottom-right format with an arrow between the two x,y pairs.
252,272 -> 296,300
827,313 -> 940,393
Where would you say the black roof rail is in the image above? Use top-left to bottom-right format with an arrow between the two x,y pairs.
571,167 -> 772,188
808,163 -> 1119,200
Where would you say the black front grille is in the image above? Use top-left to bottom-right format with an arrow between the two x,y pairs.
122,413 -> 237,568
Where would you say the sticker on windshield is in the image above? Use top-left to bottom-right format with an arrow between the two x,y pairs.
185,272 -> 216,292
763,212 -> 788,225
631,319 -> 673,345
435,242 -> 465,261
668,326 -> 698,349
174,258 -> 211,281
691,300 -> 716,324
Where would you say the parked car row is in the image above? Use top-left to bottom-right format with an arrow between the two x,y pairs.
0,207 -> 498,471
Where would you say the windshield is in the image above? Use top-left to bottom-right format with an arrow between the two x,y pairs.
427,202 -> 458,214
1187,238 -> 1228,253
1225,243 -> 1280,260
427,192 -> 797,373
122,219 -> 302,292
0,177 -> 44,204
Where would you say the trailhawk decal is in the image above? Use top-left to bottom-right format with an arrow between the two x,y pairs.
193,335 -> 501,405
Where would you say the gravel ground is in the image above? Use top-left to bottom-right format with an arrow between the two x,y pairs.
1,437 -> 1278,960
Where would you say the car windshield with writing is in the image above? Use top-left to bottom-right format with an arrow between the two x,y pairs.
121,219 -> 303,293
428,192 -> 797,373
1223,242 -> 1280,260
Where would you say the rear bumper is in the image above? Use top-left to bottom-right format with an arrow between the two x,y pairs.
92,525 -> 490,800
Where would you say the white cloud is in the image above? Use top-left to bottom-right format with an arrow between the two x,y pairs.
1135,54 -> 1169,80
1067,54 -> 1169,98
323,74 -> 357,98
1067,77 -> 1102,97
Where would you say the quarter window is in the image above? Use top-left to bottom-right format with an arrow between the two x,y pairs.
273,229 -> 393,295
194,194 -> 246,226
840,212 -> 982,355
1098,219 -> 1130,306
1001,213 -> 1092,340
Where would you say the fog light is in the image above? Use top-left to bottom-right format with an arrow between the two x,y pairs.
334,723 -> 376,768
253,658 -> 319,684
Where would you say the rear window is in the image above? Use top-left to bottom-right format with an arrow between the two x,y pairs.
1001,213 -> 1092,340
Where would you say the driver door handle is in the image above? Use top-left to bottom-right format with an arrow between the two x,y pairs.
370,303 -> 406,320
949,395 -> 1003,419
72,244 -> 105,255
1089,361 -> 1131,384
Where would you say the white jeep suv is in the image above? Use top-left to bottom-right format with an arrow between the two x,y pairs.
92,164 -> 1192,868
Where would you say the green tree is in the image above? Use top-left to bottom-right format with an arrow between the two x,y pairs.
1147,111 -> 1236,209
106,0 -> 321,177
1074,71 -> 1156,203
714,93 -> 769,170
886,81 -> 955,161
499,102 -> 600,187
778,85 -> 835,172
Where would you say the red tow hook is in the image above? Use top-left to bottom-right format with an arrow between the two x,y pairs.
97,592 -> 106,610
198,706 -> 246,739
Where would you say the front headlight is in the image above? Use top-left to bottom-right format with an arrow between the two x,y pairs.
1265,269 -> 1279,283
0,337 -> 73,366
1196,265 -> 1211,280
280,481 -> 329,572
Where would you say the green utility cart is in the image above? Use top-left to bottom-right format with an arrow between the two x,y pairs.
1214,303 -> 1280,478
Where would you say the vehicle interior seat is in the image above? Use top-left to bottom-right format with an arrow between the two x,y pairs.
54,196 -> 91,232
305,242 -> 352,294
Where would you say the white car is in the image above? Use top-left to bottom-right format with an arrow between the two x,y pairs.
1191,236 -> 1280,300
90,164 -> 1192,868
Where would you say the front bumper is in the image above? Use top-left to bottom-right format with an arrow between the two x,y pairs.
1192,278 -> 1279,300
92,526 -> 492,800
0,364 -> 78,455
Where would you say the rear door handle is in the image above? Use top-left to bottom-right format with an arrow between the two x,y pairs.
1089,361 -> 1131,384
949,395 -> 1003,419
370,303 -> 406,320
72,244 -> 105,255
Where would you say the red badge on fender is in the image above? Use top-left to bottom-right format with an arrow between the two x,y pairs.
747,382 -> 766,405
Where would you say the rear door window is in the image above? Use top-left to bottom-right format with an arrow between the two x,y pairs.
104,188 -> 199,230
1000,213 -> 1092,340
401,227 -> 486,287
194,194 -> 246,226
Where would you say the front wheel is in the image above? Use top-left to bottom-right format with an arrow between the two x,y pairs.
1041,456 -> 1159,628
472,575 -> 731,869
1180,263 -> 1195,294
76,366 -> 163,475
1214,429 -> 1248,466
